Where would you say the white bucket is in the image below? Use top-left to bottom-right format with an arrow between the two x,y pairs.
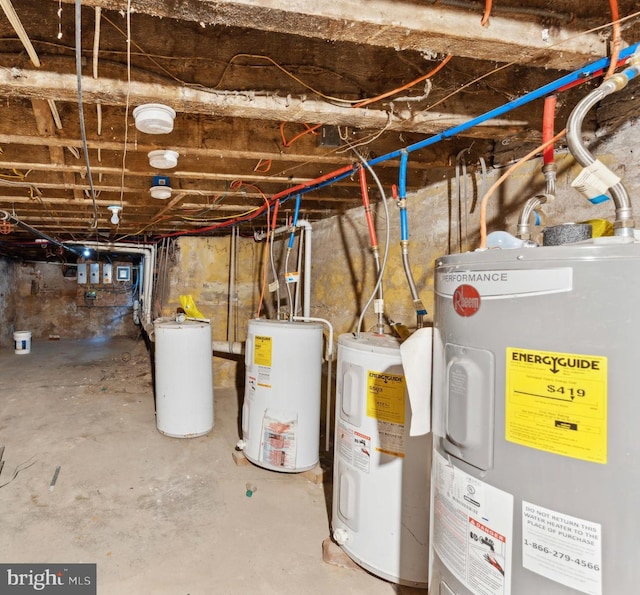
13,331 -> 32,355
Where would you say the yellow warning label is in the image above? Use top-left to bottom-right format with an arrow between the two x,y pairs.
366,371 -> 405,424
506,347 -> 607,464
253,335 -> 273,367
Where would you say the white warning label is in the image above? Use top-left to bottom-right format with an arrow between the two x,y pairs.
522,501 -> 602,595
432,450 -> 513,595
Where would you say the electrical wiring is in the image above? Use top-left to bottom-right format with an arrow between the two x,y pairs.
269,200 -> 282,318
605,0 -> 621,79
481,0 -> 492,27
74,0 -> 99,229
280,122 -> 322,147
425,12 -> 640,113
0,455 -> 37,489
213,53 -> 361,105
0,168 -> 27,179
478,129 -> 566,250
253,159 -> 272,173
117,0 -> 132,213
255,193 -> 272,319
152,42 -> 638,243
336,117 -> 392,153
353,54 -> 452,108
81,23 -> 449,112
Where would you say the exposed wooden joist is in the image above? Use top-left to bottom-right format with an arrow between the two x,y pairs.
0,69 -> 529,139
30,98 -> 82,198
0,136 -> 459,174
0,133 -> 353,165
60,0 -> 606,70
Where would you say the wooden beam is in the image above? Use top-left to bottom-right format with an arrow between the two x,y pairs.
60,0 -> 605,70
30,98 -> 81,196
0,69 -> 529,138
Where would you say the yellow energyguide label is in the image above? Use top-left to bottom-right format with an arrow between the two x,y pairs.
366,371 -> 405,424
506,347 -> 607,464
253,335 -> 273,367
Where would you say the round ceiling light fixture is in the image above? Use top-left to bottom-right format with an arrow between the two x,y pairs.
150,185 -> 172,200
132,103 -> 176,134
148,149 -> 179,169
150,176 -> 172,200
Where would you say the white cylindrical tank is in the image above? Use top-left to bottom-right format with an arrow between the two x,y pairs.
332,332 -> 431,588
154,319 -> 214,438
430,240 -> 640,595
242,319 -> 323,472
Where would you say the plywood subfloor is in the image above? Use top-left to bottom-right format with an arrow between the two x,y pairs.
0,337 -> 424,594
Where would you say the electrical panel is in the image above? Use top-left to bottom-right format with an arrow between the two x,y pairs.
77,263 -> 87,284
90,263 -> 100,284
75,260 -> 132,308
103,263 -> 113,284
116,265 -> 131,282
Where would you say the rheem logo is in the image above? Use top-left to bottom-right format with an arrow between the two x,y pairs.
453,284 -> 481,317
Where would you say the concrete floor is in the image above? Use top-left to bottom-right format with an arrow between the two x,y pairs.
0,337 -> 425,594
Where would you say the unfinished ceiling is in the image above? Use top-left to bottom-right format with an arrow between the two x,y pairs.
0,0 -> 638,258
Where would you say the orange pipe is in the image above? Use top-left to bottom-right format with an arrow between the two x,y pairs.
542,95 -> 557,165
359,167 -> 378,248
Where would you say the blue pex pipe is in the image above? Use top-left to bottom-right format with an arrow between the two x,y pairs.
288,193 -> 302,248
272,43 -> 639,205
369,42 -> 640,167
399,151 -> 408,199
399,151 -> 409,241
400,207 -> 409,241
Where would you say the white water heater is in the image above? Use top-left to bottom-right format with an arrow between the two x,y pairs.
154,319 -> 214,438
430,239 -> 640,595
242,319 -> 323,472
332,332 -> 431,587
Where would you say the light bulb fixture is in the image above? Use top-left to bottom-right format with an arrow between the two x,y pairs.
108,205 -> 122,225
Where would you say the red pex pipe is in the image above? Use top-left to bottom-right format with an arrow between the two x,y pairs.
269,164 -> 356,203
359,167 -> 378,248
542,95 -> 557,165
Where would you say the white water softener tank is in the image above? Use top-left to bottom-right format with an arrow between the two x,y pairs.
430,240 -> 640,595
154,319 -> 214,438
242,319 -> 323,472
332,332 -> 431,587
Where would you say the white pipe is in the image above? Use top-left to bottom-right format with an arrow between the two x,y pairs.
254,224 -> 288,240
294,227 -> 304,316
66,240 -> 156,326
296,220 -> 312,319
292,315 -> 333,452
228,227 -> 236,343
212,340 -> 244,355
